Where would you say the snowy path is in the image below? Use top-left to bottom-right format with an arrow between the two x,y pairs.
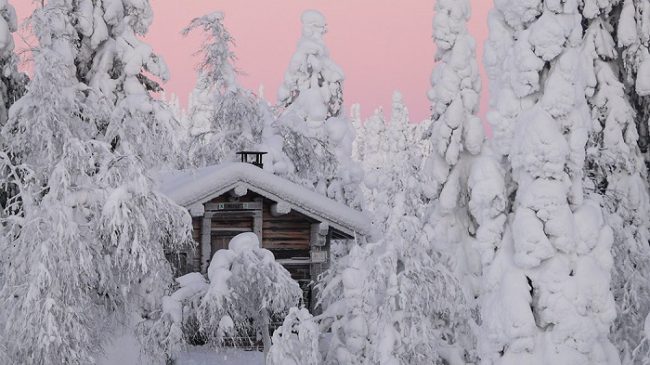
176,348 -> 264,365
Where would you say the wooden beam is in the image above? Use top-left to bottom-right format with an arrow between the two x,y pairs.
200,214 -> 213,273
310,223 -> 328,247
254,210 -> 263,245
270,201 -> 291,217
188,202 -> 204,217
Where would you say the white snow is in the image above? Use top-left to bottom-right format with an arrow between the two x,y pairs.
176,348 -> 264,365
3,2 -> 649,365
156,162 -> 371,236
636,55 -> 650,96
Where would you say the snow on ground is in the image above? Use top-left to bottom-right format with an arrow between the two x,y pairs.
176,348 -> 264,365
98,330 -> 157,365
100,336 -> 264,365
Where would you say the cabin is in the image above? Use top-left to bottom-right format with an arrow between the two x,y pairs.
157,152 -> 371,311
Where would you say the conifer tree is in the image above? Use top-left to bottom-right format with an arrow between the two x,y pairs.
580,2 -> 650,363
480,2 -> 619,364
0,0 -> 26,129
183,12 -> 265,168
73,0 -> 181,168
277,10 -> 363,209
425,0 -> 501,303
0,2 -> 192,363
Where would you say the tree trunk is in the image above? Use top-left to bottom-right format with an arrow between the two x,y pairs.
260,309 -> 271,364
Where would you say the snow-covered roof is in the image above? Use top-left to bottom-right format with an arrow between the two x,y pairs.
156,163 -> 371,237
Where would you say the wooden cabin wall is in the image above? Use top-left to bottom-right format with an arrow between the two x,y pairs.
172,191 -> 323,277
262,202 -> 312,252
204,193 -> 313,253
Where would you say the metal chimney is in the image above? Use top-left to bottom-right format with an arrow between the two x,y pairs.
236,151 -> 268,169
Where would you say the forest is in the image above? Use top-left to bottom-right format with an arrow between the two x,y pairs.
1,1 -> 650,365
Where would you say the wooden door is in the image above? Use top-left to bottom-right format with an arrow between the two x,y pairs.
211,230 -> 250,257
210,213 -> 255,258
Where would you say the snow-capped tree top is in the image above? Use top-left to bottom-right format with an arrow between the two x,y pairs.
61,0 -> 181,169
0,0 -> 17,58
433,0 -> 471,51
278,10 -> 344,120
390,90 -> 409,127
182,11 -> 237,94
79,0 -> 168,83
301,9 -> 327,39
493,0 -> 543,30
0,0 -> 26,129
427,0 -> 484,199
98,0 -> 155,36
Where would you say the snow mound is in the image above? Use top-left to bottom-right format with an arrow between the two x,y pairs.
228,232 -> 259,253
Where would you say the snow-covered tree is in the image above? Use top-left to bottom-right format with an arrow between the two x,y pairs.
359,93 -> 429,237
350,103 -> 363,162
198,233 -> 301,357
616,0 -> 650,158
71,0 -> 181,168
0,0 -> 27,215
276,10 -> 363,209
317,217 -> 474,365
183,12 -> 265,167
267,308 -> 320,365
0,0 -> 26,129
387,92 -> 429,222
278,10 -> 343,120
427,0 -> 484,192
0,2 -> 192,364
580,3 -> 650,363
423,0 -> 498,305
359,107 -> 387,175
151,233 -> 301,362
479,2 -> 620,364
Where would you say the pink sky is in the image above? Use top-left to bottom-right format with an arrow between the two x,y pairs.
13,1 -> 490,122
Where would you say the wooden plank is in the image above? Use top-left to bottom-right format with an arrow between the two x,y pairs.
264,243 -> 310,250
192,218 -> 202,242
201,214 -> 212,273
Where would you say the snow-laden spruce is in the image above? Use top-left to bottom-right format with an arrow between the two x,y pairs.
580,2 -> 650,363
424,0 -> 504,302
315,98 -> 472,363
315,216 -> 473,365
0,2 -> 193,364
0,0 -> 25,129
72,0 -> 181,168
276,10 -> 363,209
360,94 -> 430,237
386,92 -> 430,221
350,103 -> 363,161
480,2 -> 619,364
147,233 -> 301,363
182,12 -> 268,168
422,15 -> 508,364
267,308 -> 320,365
616,0 -> 650,158
278,10 -> 343,120
358,107 -> 387,174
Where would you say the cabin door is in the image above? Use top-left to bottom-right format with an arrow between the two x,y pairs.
211,230 -> 250,256
210,212 -> 256,258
